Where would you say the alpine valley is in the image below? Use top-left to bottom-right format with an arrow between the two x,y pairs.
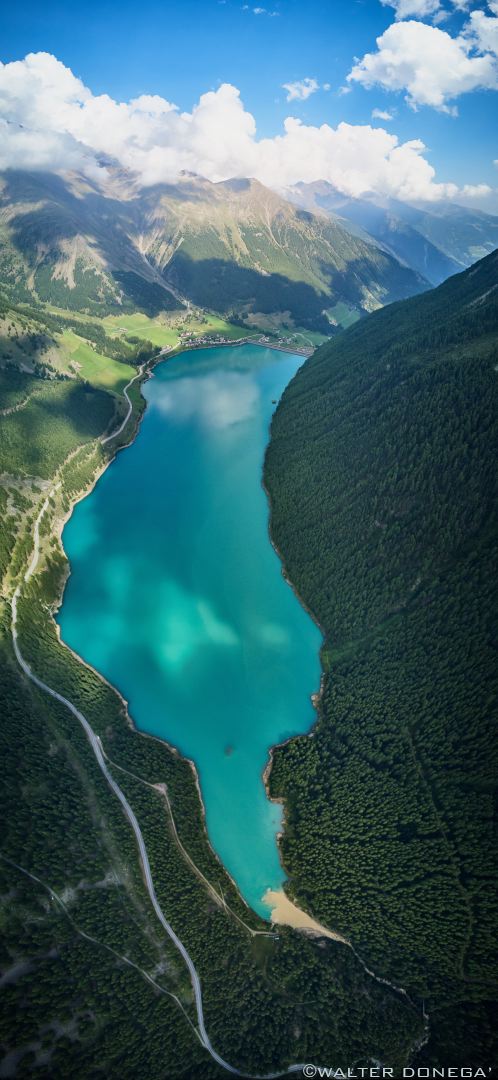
0,152 -> 497,1080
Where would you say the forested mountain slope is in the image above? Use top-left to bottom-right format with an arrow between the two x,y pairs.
265,249 -> 498,1067
0,171 -> 183,317
0,170 -> 426,331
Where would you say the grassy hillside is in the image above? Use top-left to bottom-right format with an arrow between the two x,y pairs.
264,250 -> 498,1067
57,330 -> 135,392
0,293 -> 158,372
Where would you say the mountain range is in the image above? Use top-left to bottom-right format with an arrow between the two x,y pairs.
0,169 -> 429,333
287,180 -> 498,286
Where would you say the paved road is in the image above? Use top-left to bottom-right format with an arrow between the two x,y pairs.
11,486 -> 308,1079
11,594 -> 241,1075
102,364 -> 145,446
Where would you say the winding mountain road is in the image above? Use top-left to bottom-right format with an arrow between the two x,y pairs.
10,485 -> 309,1078
102,364 -> 145,445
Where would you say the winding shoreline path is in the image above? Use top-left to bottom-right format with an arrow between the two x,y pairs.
10,485 -> 308,1079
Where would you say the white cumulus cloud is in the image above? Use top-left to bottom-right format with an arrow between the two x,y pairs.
380,0 -> 477,19
381,0 -> 442,20
348,18 -> 498,111
461,182 -> 494,196
282,77 -> 319,101
372,107 -> 394,119
465,6 -> 498,56
0,51 -> 491,202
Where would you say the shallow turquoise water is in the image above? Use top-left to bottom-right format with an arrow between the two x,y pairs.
58,344 -> 322,916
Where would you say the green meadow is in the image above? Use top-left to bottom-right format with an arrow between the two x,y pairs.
102,310 -> 249,345
102,312 -> 178,347
44,302 -> 297,355
59,330 -> 135,393
197,313 -> 251,339
327,301 -> 362,329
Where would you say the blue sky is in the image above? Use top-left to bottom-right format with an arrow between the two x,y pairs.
0,0 -> 497,204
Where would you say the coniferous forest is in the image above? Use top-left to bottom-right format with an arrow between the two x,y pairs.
264,249 -> 498,1069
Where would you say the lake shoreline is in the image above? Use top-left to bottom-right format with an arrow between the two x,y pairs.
176,336 -> 313,357
259,407 -> 329,905
54,341 -> 330,928
47,352 -> 265,925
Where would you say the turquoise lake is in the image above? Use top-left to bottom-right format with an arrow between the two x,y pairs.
58,344 -> 322,916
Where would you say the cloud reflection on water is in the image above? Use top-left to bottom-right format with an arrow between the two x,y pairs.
155,579 -> 239,670
153,371 -> 260,430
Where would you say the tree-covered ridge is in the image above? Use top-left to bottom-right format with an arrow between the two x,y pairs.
0,295 -> 157,368
264,249 -> 498,1068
